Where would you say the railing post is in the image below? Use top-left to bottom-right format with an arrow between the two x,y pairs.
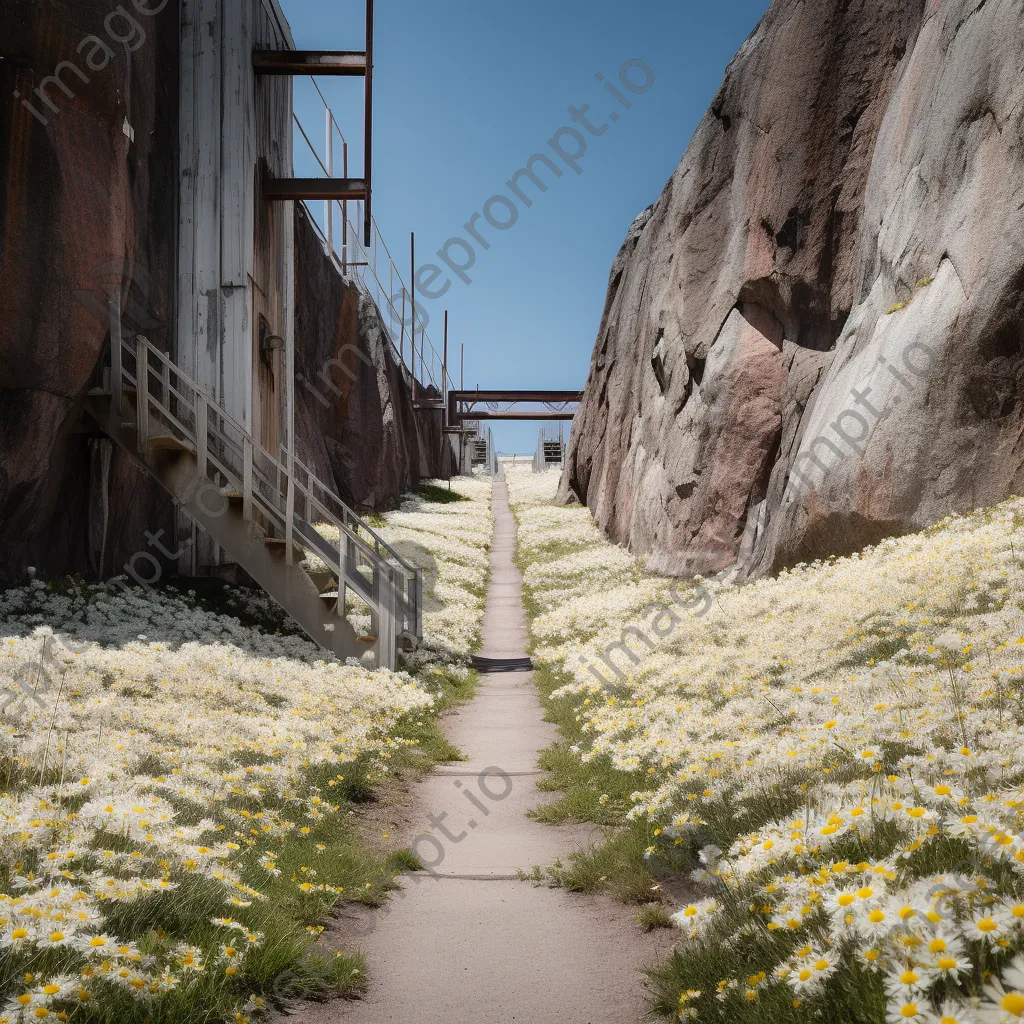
414,567 -> 423,639
410,232 -> 416,399
109,293 -> 123,418
243,437 -> 253,522
285,472 -> 295,566
326,107 -> 334,253
136,342 -> 149,455
161,355 -> 171,417
196,396 -> 208,480
400,289 -> 406,365
339,533 -> 348,619
341,140 -> 349,269
376,568 -> 397,671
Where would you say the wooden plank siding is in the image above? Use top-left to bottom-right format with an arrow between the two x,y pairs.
177,0 -> 294,569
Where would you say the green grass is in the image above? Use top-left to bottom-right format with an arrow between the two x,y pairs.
647,931 -> 889,1024
386,849 -> 425,872
513,528 -> 688,909
546,827 -> 679,904
528,665 -> 645,828
0,777 -> 397,1022
636,904 -> 673,931
416,482 -> 467,504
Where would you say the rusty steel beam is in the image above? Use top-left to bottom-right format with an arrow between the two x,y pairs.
463,411 -> 578,421
253,51 -> 368,76
449,390 -> 583,403
447,389 -> 584,424
264,178 -> 368,201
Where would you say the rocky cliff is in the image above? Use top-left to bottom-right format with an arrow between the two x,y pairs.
561,0 -> 1024,577
293,205 -> 453,511
0,0 -> 180,588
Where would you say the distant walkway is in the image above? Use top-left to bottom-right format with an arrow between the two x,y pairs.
306,471 -> 664,1023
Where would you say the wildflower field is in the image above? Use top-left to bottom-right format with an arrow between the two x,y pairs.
0,477 -> 491,1023
506,463 -> 1024,1024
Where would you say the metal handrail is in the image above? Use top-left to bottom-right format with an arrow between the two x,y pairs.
288,451 -> 418,576
292,79 -> 455,396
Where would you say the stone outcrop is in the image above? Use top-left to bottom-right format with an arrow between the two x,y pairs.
293,205 -> 453,511
0,0 -> 180,588
561,0 -> 1024,576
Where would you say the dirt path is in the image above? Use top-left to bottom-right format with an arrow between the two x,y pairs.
304,474 -> 668,1023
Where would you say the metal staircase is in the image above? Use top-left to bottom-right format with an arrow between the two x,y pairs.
83,335 -> 421,670
469,428 -> 498,476
532,427 -> 564,472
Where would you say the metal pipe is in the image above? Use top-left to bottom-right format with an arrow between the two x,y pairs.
363,0 -> 374,246
442,310 -> 448,413
325,106 -> 334,251
400,289 -> 406,364
410,232 -> 416,399
341,140 -> 348,269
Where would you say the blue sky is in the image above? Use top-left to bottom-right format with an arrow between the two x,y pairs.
281,0 -> 772,453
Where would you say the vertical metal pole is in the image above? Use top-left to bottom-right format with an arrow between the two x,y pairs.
243,438 -> 254,522
460,343 -> 464,390
442,310 -> 448,413
326,108 -> 334,252
400,290 -> 406,365
414,567 -> 423,638
136,342 -> 149,455
160,354 -> 171,415
284,197 -> 296,542
341,533 -> 352,620
341,141 -> 349,268
285,473 -> 295,566
410,232 -> 416,400
363,0 -> 374,247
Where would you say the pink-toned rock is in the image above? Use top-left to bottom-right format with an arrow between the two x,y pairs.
561,0 -> 1024,576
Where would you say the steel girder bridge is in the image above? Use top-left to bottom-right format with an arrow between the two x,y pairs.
446,390 -> 583,426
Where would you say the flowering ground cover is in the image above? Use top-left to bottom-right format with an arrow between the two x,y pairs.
506,462 -> 1024,1024
0,478 -> 491,1023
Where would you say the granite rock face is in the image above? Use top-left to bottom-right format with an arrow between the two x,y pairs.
561,0 -> 1024,576
293,206 -> 453,511
0,0 -> 180,588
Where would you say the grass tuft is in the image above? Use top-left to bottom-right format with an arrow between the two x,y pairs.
417,482 -> 467,504
636,904 -> 673,931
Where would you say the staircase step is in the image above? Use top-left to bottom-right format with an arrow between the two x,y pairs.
265,538 -> 305,561
147,434 -> 196,454
86,337 -> 422,671
87,387 -> 137,399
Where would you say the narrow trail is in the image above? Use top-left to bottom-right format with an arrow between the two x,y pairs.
312,473 -> 667,1023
